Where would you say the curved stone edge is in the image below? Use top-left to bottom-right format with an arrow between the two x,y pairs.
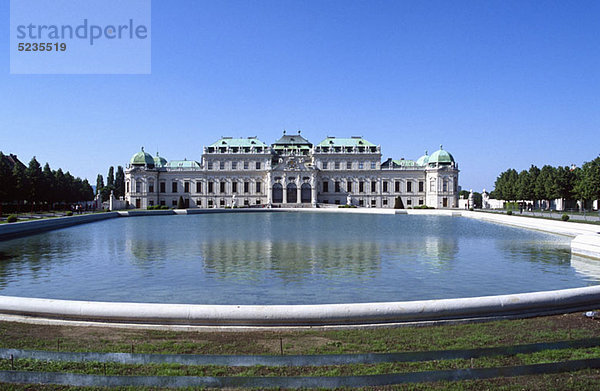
572,234 -> 600,259
1,286 -> 599,329
0,212 -> 119,240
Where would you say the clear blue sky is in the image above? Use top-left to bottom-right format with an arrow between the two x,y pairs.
2,0 -> 599,191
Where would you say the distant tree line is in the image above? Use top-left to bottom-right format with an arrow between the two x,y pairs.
95,166 -> 125,202
492,156 -> 600,209
0,152 -> 94,214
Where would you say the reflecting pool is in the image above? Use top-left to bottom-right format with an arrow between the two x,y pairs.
0,213 -> 595,304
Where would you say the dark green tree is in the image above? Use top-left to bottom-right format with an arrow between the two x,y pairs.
107,166 -> 115,189
114,166 -> 125,198
12,163 -> 28,211
575,157 -> 600,208
177,196 -> 185,209
25,157 -> 43,209
535,165 -> 557,209
41,163 -> 54,209
96,174 -> 104,197
554,166 -> 576,206
0,152 -> 14,209
54,169 -> 67,204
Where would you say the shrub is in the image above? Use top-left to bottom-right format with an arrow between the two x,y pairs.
562,213 -> 570,222
506,210 -> 512,215
177,196 -> 185,209
469,207 -> 474,211
66,211 -> 73,216
6,214 -> 17,223
338,205 -> 356,208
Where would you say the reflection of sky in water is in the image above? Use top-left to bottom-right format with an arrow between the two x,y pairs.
0,213 -> 587,304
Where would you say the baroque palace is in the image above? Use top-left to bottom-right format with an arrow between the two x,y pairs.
125,132 -> 459,209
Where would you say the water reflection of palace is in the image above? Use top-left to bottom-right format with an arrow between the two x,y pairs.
200,240 -> 383,281
571,255 -> 600,282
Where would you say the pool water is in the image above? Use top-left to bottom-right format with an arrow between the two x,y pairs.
0,212 -> 594,304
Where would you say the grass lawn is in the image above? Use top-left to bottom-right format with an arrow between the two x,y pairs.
0,313 -> 600,389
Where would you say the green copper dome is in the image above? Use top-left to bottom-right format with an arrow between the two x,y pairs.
416,151 -> 429,166
153,152 -> 167,167
130,147 -> 155,167
428,145 -> 454,165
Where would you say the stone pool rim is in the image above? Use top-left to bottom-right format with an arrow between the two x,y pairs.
1,208 -> 600,330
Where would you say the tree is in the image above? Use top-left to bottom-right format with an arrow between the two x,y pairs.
96,174 -> 104,197
535,165 -> 557,209
177,196 -> 185,209
493,169 -> 518,201
12,163 -> 28,211
25,157 -> 43,209
41,163 -> 54,210
107,166 -> 115,189
0,152 -> 14,208
575,157 -> 600,208
114,166 -> 125,199
554,166 -> 576,205
394,196 -> 404,209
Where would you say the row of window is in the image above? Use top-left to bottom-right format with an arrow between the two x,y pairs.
206,161 -> 264,170
321,198 -> 425,206
320,161 -> 377,170
322,180 -> 425,194
130,180 -> 263,195
146,198 -> 264,207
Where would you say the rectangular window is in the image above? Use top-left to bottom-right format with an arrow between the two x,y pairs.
407,199 -> 412,205
334,162 -> 340,170
220,199 -> 225,207
184,182 -> 190,193
244,161 -> 249,170
207,162 -> 213,170
323,181 -> 329,193
232,182 -> 237,193
255,162 -> 261,170
219,161 -> 225,170
419,199 -> 423,205
371,181 -> 376,193
149,182 -> 154,193
323,200 -> 329,204
359,181 -> 364,192
160,182 -> 165,193
395,181 -> 400,193
208,182 -> 214,193
383,181 -> 388,192
383,199 -> 388,206
443,180 -> 448,192
334,199 -> 340,205
371,199 -> 376,207
255,182 -> 261,194
196,182 -> 202,193
407,181 -> 412,192
126,182 -> 130,193
136,181 -> 142,193
430,180 -> 435,192
359,199 -> 364,206
208,199 -> 213,207
322,161 -> 328,169
371,162 -> 376,169
256,199 -> 261,205
219,182 -> 226,194
335,181 -> 340,193
419,181 -> 424,192
244,181 -> 249,193
244,199 -> 249,206
196,199 -> 201,207
172,200 -> 177,206
346,162 -> 351,170
358,162 -> 364,170
171,181 -> 177,193
232,161 -> 237,170
160,200 -> 165,206
347,181 -> 352,192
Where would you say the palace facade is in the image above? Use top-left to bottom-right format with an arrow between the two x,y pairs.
125,132 -> 459,209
